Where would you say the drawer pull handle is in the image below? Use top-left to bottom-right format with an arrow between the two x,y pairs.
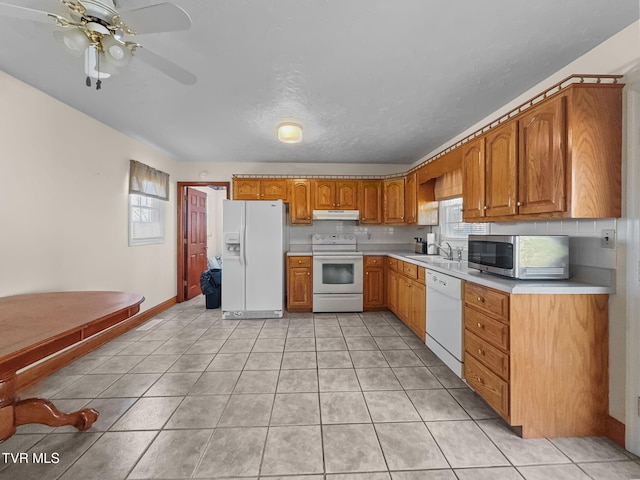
298,260 -> 302,264
477,348 -> 484,355
477,296 -> 485,303
477,322 -> 484,329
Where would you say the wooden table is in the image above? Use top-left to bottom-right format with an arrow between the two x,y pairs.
0,291 -> 144,440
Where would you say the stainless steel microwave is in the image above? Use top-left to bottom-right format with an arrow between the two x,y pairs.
467,235 -> 569,280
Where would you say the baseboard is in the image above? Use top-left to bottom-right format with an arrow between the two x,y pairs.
606,414 -> 625,448
16,296 -> 177,391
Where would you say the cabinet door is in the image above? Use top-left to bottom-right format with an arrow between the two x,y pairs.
287,266 -> 312,310
313,180 -> 336,209
289,179 -> 312,224
336,180 -> 358,209
386,269 -> 399,313
397,276 -> 412,324
518,96 -> 566,215
461,137 -> 486,220
404,172 -> 417,224
485,121 -> 518,217
364,267 -> 385,309
261,179 -> 288,200
409,279 -> 426,340
358,180 -> 382,224
233,178 -> 261,200
383,178 -> 405,224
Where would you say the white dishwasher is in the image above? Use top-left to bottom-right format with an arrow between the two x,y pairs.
425,269 -> 464,378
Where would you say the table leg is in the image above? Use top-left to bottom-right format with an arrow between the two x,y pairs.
0,371 -> 99,440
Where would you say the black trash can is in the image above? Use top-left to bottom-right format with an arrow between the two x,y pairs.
200,268 -> 222,309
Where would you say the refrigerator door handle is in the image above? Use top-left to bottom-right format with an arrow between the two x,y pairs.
239,225 -> 245,266
243,221 -> 248,266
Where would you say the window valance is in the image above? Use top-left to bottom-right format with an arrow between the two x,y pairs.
129,160 -> 170,201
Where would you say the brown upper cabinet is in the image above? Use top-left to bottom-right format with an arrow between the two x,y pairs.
233,178 -> 288,201
462,122 -> 518,220
358,180 -> 383,224
312,180 -> 358,210
383,178 -> 405,224
404,172 -> 417,224
288,179 -> 312,224
462,82 -> 622,222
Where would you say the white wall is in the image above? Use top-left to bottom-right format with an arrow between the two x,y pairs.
0,70 -> 178,313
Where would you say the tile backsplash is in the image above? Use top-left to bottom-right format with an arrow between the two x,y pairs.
288,221 -> 429,247
288,218 -> 617,271
490,218 -> 617,269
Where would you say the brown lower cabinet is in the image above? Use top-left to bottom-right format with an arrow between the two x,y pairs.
286,256 -> 312,312
463,282 -> 609,438
383,256 -> 425,340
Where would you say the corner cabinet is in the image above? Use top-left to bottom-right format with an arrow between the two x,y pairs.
463,282 -> 609,438
462,82 -> 622,222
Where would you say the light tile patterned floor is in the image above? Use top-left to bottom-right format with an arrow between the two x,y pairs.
2,296 -> 640,480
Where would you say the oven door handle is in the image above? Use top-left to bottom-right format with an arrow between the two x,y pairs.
313,255 -> 363,261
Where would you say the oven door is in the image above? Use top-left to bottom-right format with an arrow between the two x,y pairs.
312,255 -> 363,294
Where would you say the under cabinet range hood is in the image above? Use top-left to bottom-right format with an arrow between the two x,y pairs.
312,210 -> 360,221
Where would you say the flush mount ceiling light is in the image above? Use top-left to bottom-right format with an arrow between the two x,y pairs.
0,0 -> 197,90
277,123 -> 303,144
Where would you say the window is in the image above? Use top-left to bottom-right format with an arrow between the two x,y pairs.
129,194 -> 165,246
439,197 -> 489,239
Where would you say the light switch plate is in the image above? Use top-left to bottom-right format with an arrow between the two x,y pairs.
601,229 -> 615,249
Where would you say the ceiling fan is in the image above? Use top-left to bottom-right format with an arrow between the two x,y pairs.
0,0 -> 197,89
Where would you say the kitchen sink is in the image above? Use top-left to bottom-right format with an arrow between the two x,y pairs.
404,255 -> 463,269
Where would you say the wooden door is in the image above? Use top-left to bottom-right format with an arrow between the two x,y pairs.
485,121 -> 518,217
383,178 -> 405,223
461,137 -> 486,220
261,179 -> 288,200
313,180 -> 336,209
358,180 -> 382,224
404,172 -> 417,224
336,180 -> 358,209
233,178 -> 260,200
289,179 -> 312,224
518,96 -> 566,215
185,187 -> 208,300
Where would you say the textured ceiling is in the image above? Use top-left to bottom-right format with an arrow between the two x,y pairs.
0,0 -> 638,164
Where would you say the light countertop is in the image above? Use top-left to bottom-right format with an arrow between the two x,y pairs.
287,245 -> 614,295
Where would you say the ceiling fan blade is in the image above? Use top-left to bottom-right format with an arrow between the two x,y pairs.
0,2 -> 58,24
134,46 -> 197,85
118,3 -> 191,34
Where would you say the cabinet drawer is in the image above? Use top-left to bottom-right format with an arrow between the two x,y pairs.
401,262 -> 418,278
465,330 -> 509,380
386,257 -> 398,271
365,256 -> 384,267
464,308 -> 509,351
288,256 -> 312,267
465,283 -> 509,321
464,354 -> 509,420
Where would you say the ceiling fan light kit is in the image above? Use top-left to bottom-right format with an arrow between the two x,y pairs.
0,0 -> 197,90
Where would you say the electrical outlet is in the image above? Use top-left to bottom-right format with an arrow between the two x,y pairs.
601,229 -> 615,249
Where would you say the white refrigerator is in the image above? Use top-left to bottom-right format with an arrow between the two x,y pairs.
221,200 -> 286,319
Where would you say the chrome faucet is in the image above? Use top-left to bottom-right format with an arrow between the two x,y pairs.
428,241 -> 453,260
